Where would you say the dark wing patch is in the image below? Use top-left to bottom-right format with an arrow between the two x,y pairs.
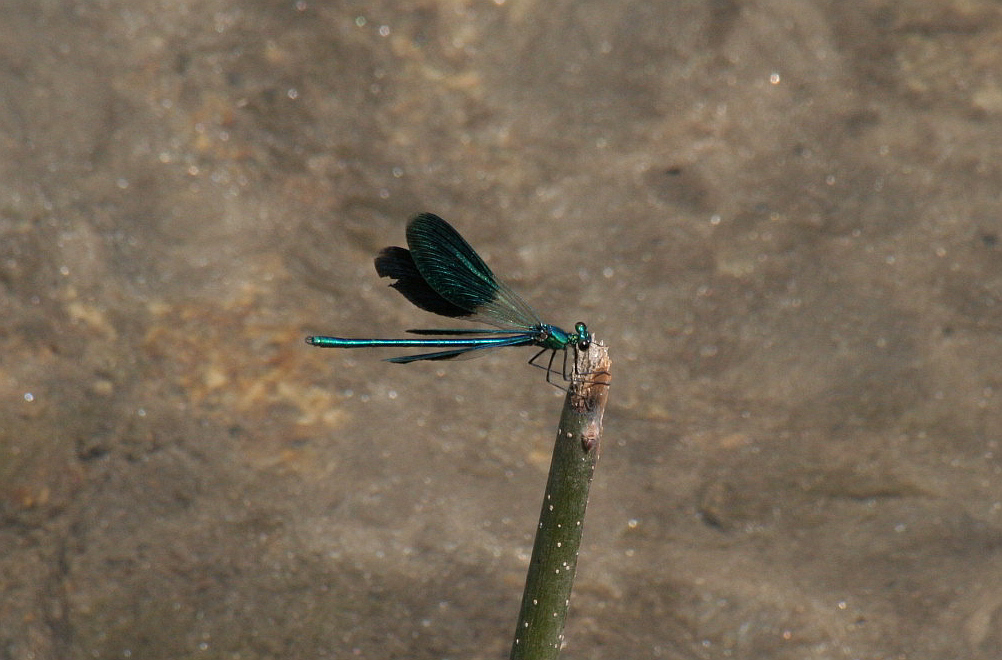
374,246 -> 472,318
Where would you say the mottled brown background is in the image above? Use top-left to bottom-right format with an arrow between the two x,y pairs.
2,1 -> 1001,659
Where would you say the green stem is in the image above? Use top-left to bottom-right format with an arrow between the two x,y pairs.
510,341 -> 611,660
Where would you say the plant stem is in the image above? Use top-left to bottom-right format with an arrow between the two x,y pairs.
510,341 -> 611,660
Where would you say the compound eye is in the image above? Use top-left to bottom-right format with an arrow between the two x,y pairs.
574,321 -> 591,349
